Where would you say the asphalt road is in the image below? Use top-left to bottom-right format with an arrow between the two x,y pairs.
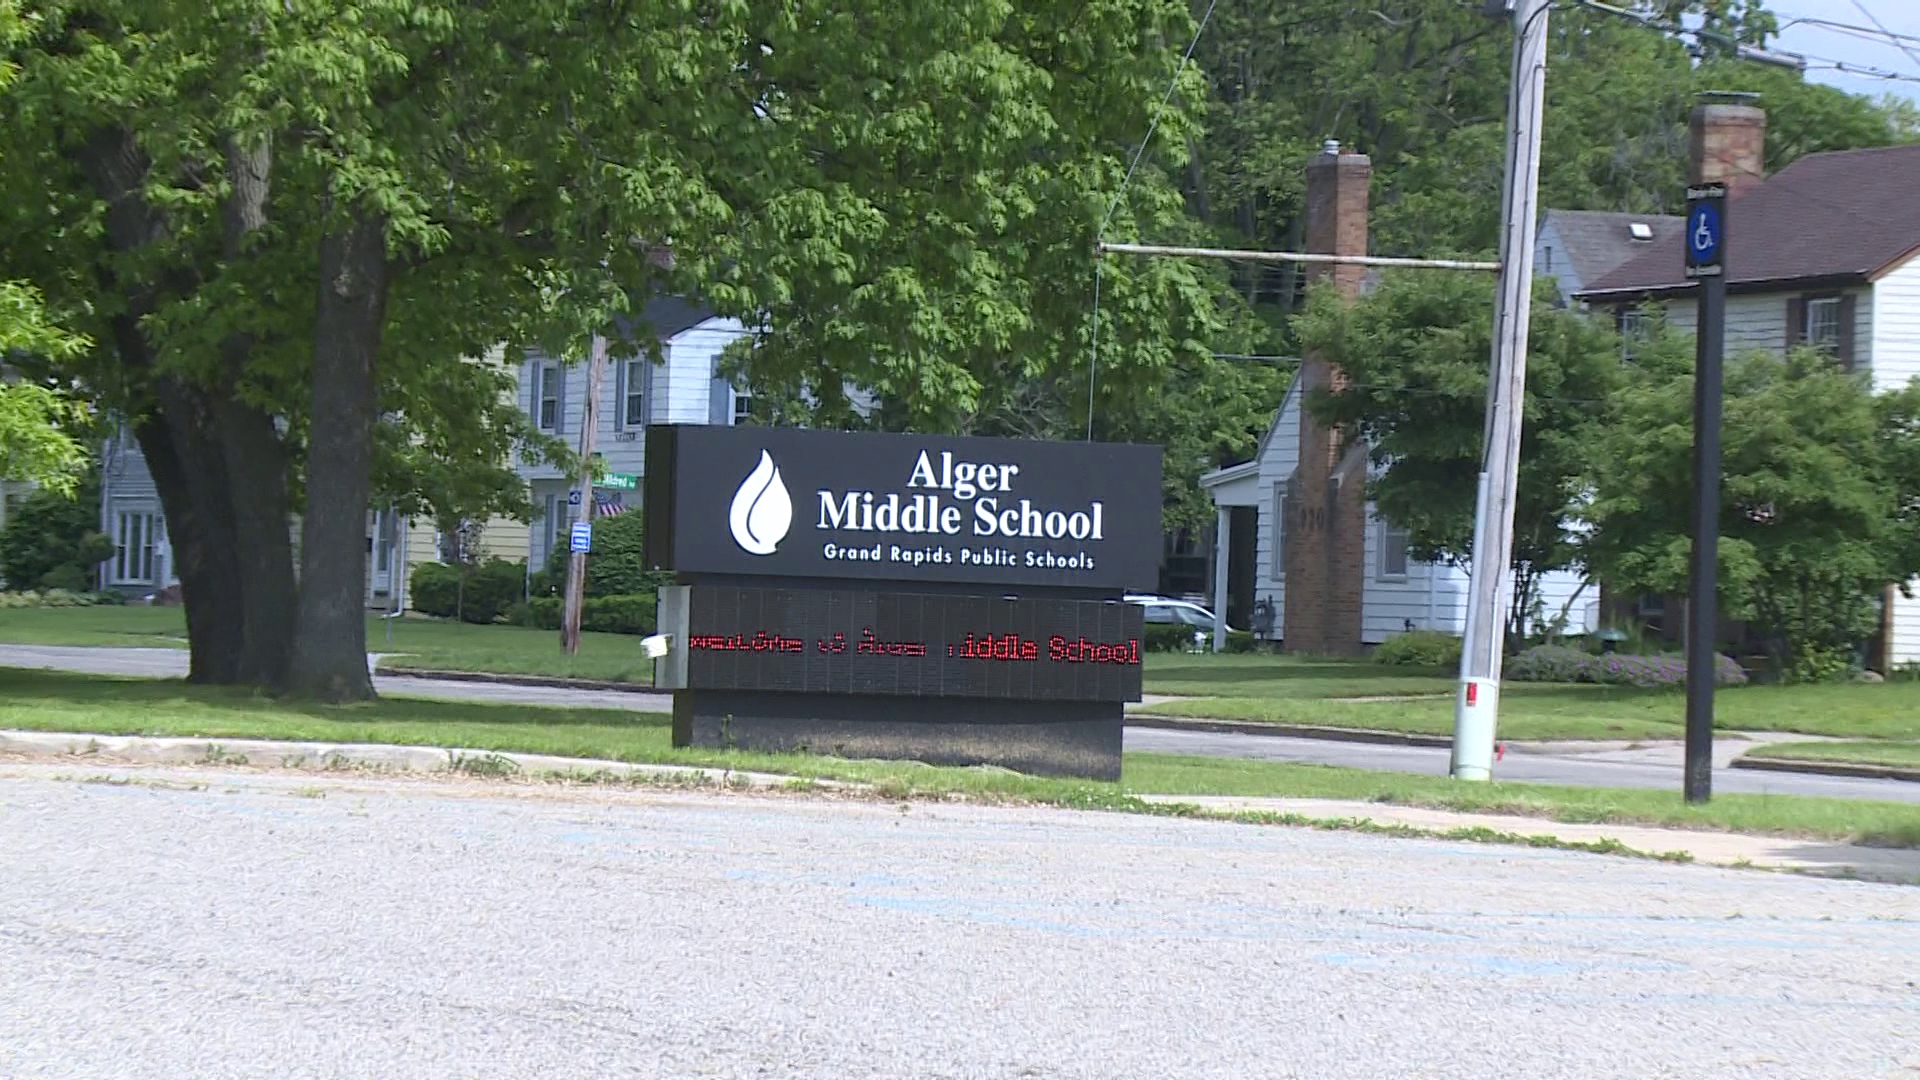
5,643 -> 1918,803
1,764 -> 1915,1080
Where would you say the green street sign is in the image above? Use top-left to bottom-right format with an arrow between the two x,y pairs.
600,472 -> 639,491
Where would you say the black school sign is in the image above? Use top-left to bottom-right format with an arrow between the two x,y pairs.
644,425 -> 1163,780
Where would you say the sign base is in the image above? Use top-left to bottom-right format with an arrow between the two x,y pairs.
672,691 -> 1123,781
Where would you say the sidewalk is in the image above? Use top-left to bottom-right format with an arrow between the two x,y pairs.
4,728 -> 1914,884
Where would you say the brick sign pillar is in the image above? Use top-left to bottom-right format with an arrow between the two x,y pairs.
1285,143 -> 1371,656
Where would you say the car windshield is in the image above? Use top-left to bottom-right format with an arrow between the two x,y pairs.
1175,606 -> 1216,627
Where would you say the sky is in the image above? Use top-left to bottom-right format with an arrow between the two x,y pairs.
1768,0 -> 1920,104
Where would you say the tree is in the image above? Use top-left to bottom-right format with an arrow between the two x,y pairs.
5,0 -> 1239,698
0,282 -> 90,495
0,478 -> 113,591
1186,0 -> 1907,322
0,3 -> 89,496
1294,270 -> 1625,643
1582,336 -> 1920,680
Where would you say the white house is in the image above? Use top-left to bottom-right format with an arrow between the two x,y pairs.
1576,138 -> 1920,666
1201,374 -> 1597,650
518,297 -> 752,570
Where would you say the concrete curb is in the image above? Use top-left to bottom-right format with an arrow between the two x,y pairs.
0,730 -> 809,791
379,666 -> 659,694
1123,714 -> 1456,747
1733,756 -> 1920,784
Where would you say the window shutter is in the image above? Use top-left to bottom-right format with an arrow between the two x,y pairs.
1837,294 -> 1858,371
1273,480 -> 1290,580
554,364 -> 567,435
1787,296 -> 1808,349
612,359 -> 628,431
641,356 -> 655,426
709,374 -> 732,425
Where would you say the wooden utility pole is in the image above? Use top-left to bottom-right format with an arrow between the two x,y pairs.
561,335 -> 608,655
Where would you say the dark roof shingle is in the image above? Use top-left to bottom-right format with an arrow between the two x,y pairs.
1579,143 -> 1920,298
1543,210 -> 1684,288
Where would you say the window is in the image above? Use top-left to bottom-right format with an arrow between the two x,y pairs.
731,389 -> 753,426
542,493 -> 575,563
1379,521 -> 1411,579
113,512 -> 156,583
1141,605 -> 1175,625
536,362 -> 561,432
1791,293 -> 1854,368
624,360 -> 647,428
1271,481 -> 1289,579
1806,297 -> 1842,354
1617,307 -> 1646,361
1541,245 -> 1553,274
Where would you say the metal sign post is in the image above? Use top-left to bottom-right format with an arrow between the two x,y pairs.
1682,181 -> 1727,804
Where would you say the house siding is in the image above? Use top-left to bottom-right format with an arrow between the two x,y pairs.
1871,256 -> 1920,392
1646,285 -> 1875,371
1221,380 -> 1590,647
1248,383 -> 1300,637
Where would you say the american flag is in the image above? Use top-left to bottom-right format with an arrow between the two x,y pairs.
592,489 -> 627,518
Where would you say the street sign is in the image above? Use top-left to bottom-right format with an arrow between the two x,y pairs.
601,472 -> 638,491
1683,182 -> 1726,279
570,521 -> 592,554
567,489 -> 583,506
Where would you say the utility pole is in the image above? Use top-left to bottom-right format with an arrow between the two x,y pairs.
1451,0 -> 1551,782
561,335 -> 608,656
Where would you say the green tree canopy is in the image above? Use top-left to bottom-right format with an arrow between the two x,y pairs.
1582,333 -> 1920,679
1294,270 -> 1625,639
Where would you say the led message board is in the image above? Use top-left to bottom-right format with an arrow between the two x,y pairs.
685,586 -> 1144,702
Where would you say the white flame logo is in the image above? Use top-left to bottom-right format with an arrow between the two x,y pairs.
727,450 -> 792,556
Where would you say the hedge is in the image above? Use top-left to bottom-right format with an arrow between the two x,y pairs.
1506,644 -> 1747,688
0,589 -> 126,608
510,594 -> 655,635
1372,630 -> 1462,668
410,558 -> 526,624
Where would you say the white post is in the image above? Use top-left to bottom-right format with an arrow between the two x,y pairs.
1212,506 -> 1231,653
1453,0 -> 1550,781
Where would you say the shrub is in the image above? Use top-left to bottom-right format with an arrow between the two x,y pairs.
408,561 -> 462,619
1507,644 -> 1746,688
1372,630 -> 1462,668
1143,624 -> 1199,653
0,589 -> 122,608
408,558 -> 527,624
510,594 -> 654,635
530,511 -> 674,600
460,558 -> 526,624
1504,644 -> 1591,683
1,486 -> 114,591
1224,629 -> 1259,654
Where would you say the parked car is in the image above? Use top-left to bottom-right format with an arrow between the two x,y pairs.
1124,594 -> 1238,636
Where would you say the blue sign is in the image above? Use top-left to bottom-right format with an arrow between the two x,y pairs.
567,488 -> 583,506
1683,183 -> 1726,279
570,521 -> 593,554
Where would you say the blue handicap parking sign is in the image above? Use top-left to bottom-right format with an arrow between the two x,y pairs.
1688,204 -> 1720,263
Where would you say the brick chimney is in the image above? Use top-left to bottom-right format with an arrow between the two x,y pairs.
1689,97 -> 1766,198
1284,141 -> 1370,656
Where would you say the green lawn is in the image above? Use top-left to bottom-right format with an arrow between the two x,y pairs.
1142,654 -> 1458,698
0,606 -> 659,682
4,667 -> 1918,848
1141,680 -> 1920,743
1745,739 -> 1920,770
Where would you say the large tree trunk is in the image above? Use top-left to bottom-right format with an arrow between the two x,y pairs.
214,135 -> 298,688
288,209 -> 389,702
81,126 -> 299,688
131,386 -> 245,684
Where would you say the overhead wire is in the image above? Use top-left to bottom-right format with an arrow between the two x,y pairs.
1088,0 -> 1221,440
